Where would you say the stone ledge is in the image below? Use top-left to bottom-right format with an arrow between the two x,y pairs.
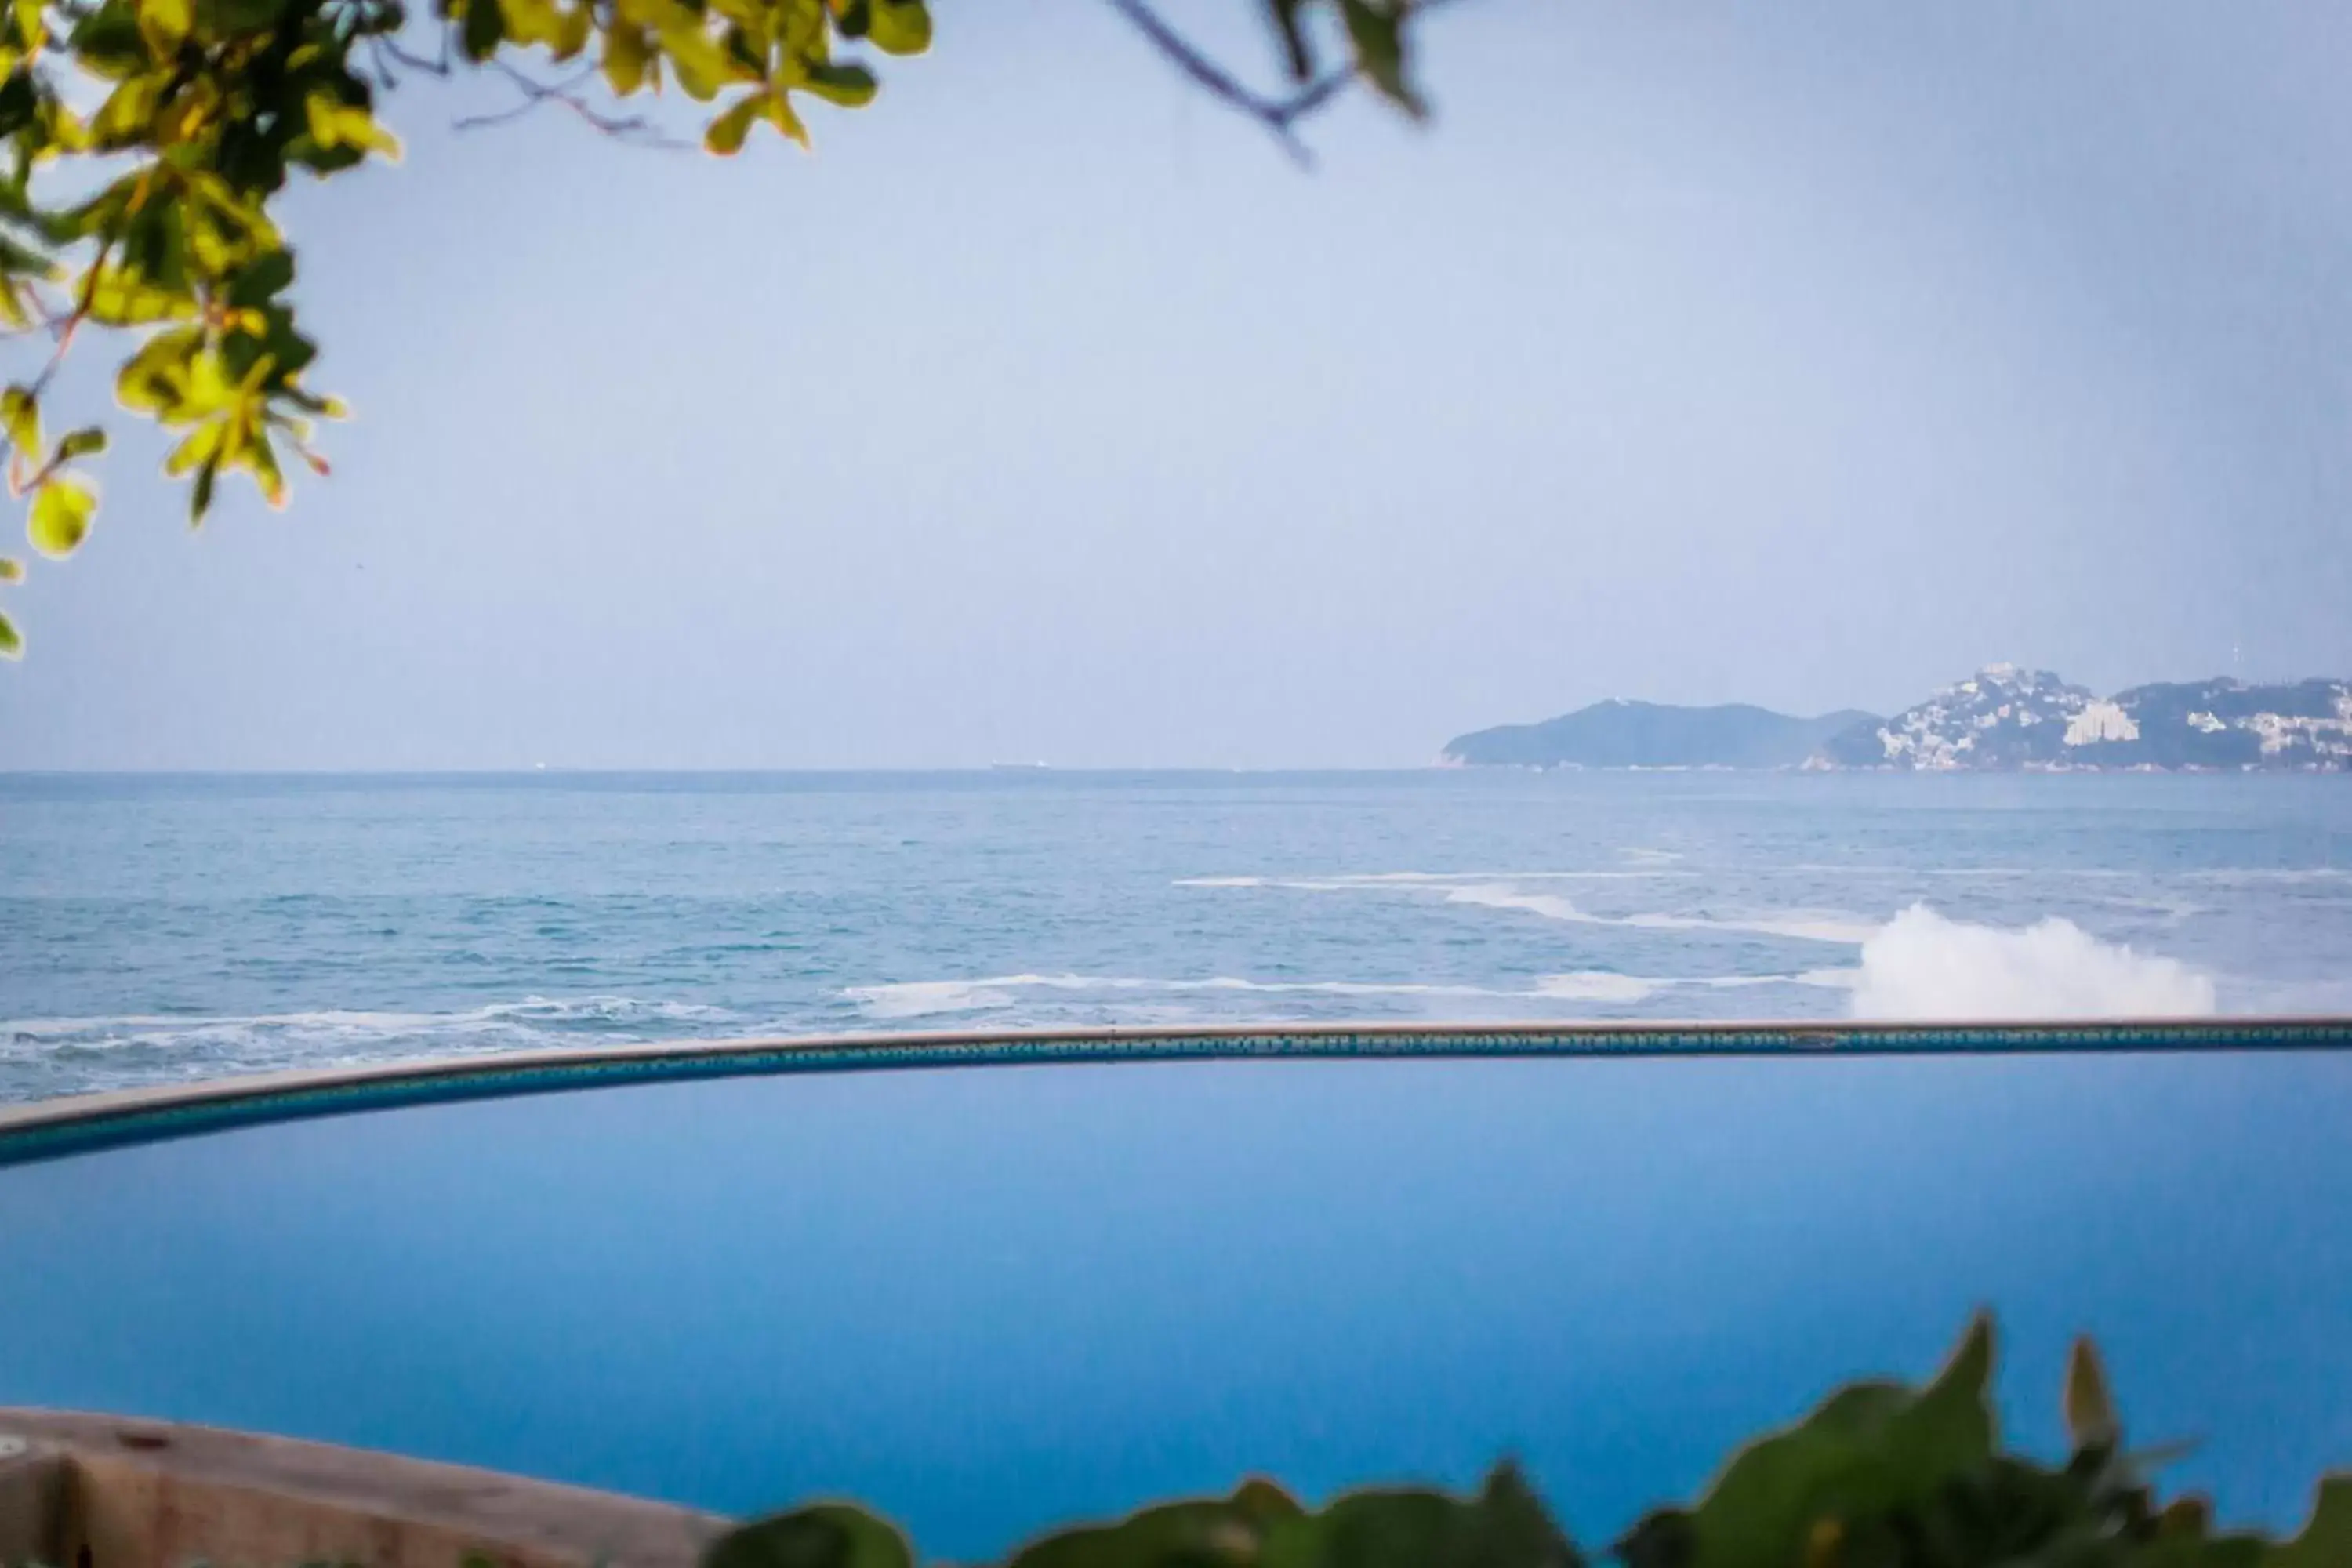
0,1410 -> 721,1568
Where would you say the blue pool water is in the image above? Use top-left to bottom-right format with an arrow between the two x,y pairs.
5,771 -> 2351,1101
2,1050 -> 2349,1555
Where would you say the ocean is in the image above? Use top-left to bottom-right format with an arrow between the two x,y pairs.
4,769 -> 2349,1102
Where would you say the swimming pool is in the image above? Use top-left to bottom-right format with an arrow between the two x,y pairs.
4,1023 -> 2348,1558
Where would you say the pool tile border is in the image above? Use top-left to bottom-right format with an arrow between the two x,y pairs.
2,1018 -> 2349,1169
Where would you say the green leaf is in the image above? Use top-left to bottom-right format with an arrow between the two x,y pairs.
704,1504 -> 913,1568
800,60 -> 877,107
705,92 -> 764,154
89,267 -> 201,326
303,93 -> 403,159
2274,1476 -> 2352,1568
194,0 -> 292,31
1678,1316 -> 1996,1568
10,0 -> 45,53
0,607 -> 19,659
165,422 -> 223,477
2,383 -> 36,453
1006,1477 -> 1303,1568
0,554 -> 21,581
1337,0 -> 1424,118
225,249 -> 297,310
1261,1465 -> 1578,1568
864,0 -> 927,56
462,0 -> 504,60
28,475 -> 96,557
115,325 -> 205,415
663,22 -> 743,100
2064,1335 -> 2119,1451
53,426 -> 107,462
764,89 -> 809,147
190,454 -> 218,523
89,73 -> 167,146
1886,1310 -> 1998,1472
140,0 -> 194,49
604,21 -> 652,93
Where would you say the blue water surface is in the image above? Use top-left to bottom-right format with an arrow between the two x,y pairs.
3,1051 -> 2349,1556
5,771 -> 2350,1100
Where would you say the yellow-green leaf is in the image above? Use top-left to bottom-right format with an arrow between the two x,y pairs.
53,426 -> 107,463
662,22 -> 741,100
90,74 -> 166,146
554,0 -> 592,57
140,0 -> 194,50
764,89 -> 808,147
114,326 -> 205,416
0,554 -> 21,581
603,21 -> 652,93
2063,1337 -> 2118,1450
704,91 -> 764,154
28,475 -> 96,557
303,93 -> 403,159
1,384 -> 36,454
0,607 -> 19,659
800,60 -> 876,107
89,267 -> 201,326
866,0 -> 928,55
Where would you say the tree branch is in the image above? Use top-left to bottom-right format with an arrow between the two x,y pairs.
452,58 -> 688,147
1102,0 -> 1354,166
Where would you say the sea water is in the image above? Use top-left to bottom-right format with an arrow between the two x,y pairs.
4,769 -> 2350,1100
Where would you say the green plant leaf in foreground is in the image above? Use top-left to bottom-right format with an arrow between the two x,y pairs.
2273,1475 -> 2352,1568
702,1318 -> 2348,1568
2067,1334 -> 2122,1451
1003,1476 -> 1306,1568
1616,1314 -> 1997,1568
705,1501 -> 915,1568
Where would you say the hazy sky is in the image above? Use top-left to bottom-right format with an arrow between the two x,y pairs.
4,0 -> 2348,768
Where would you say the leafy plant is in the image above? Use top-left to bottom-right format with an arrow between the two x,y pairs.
0,0 -> 1434,655
705,1316 -> 2352,1568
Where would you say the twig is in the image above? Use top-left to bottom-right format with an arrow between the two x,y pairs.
1102,0 -> 1350,165
1107,0 -> 1468,162
452,57 -> 687,147
376,34 -> 454,78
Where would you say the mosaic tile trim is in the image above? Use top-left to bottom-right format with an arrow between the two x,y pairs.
2,1019 -> 2348,1170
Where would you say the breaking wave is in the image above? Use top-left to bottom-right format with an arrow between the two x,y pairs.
1178,871 -> 1875,946
1847,906 -> 2218,1021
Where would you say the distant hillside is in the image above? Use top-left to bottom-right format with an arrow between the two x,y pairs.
1443,699 -> 1880,769
1817,665 -> 2352,771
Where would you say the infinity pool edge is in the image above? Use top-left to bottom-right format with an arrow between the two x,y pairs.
5,1017 -> 2350,1170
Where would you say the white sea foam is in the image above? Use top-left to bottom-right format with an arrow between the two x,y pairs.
845,969 -> 1855,1018
1435,881 -> 1878,945
1179,869 -> 1873,945
1846,906 -> 2217,1021
1530,971 -> 1657,1004
1175,869 -> 1698,890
